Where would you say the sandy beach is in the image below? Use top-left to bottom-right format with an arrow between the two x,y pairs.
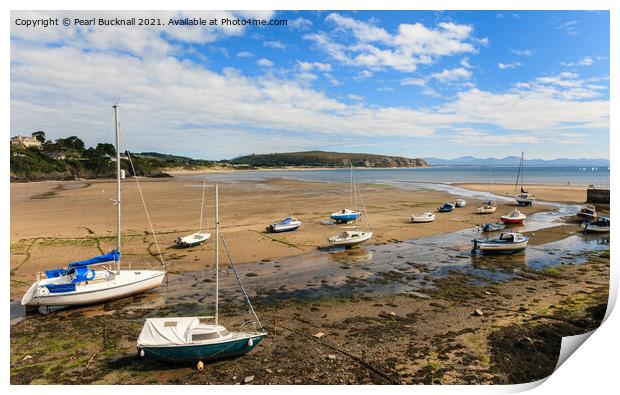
456,183 -> 588,204
9,177 -> 567,299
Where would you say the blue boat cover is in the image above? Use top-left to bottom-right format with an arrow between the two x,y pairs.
68,250 -> 120,269
44,283 -> 77,293
278,217 -> 295,225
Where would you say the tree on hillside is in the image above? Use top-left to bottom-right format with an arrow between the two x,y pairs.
32,131 -> 46,143
56,136 -> 85,151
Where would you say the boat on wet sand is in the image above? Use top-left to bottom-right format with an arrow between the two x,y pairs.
411,212 -> 435,223
455,199 -> 467,208
472,232 -> 529,254
137,185 -> 266,362
582,217 -> 610,233
513,152 -> 535,206
266,217 -> 302,233
480,222 -> 505,232
577,205 -> 598,222
176,179 -> 211,248
500,209 -> 527,224
477,202 -> 497,214
21,105 -> 165,309
328,230 -> 373,247
330,165 -> 361,223
438,202 -> 455,212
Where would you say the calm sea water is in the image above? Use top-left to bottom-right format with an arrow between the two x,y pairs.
186,166 -> 609,188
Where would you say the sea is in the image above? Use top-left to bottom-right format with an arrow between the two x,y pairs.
182,166 -> 610,188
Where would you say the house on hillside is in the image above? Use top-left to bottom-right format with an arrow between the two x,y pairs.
11,135 -> 42,148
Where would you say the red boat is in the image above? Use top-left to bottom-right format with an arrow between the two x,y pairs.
500,209 -> 526,224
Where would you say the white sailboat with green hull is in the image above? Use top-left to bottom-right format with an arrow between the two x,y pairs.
137,184 -> 266,362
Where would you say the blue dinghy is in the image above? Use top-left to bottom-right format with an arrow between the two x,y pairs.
480,222 -> 506,232
437,203 -> 455,213
266,217 -> 302,233
330,208 -> 361,223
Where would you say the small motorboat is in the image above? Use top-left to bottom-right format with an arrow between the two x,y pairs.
480,222 -> 505,232
437,203 -> 455,212
577,205 -> 598,222
411,212 -> 435,223
500,209 -> 526,224
455,199 -> 467,208
472,232 -> 529,254
330,208 -> 362,224
266,217 -> 302,233
476,201 -> 497,214
515,192 -> 535,207
328,230 -> 373,248
175,232 -> 211,248
582,217 -> 610,233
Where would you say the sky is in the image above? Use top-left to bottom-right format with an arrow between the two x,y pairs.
10,10 -> 610,160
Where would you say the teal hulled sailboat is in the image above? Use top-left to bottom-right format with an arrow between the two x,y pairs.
137,185 -> 266,362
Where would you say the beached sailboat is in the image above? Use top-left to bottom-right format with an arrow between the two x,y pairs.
328,167 -> 372,248
266,217 -> 302,233
21,105 -> 166,308
500,209 -> 527,224
471,232 -> 528,254
411,212 -> 435,223
477,164 -> 497,214
330,165 -> 362,224
137,184 -> 266,362
176,180 -> 211,248
582,217 -> 610,233
514,152 -> 535,206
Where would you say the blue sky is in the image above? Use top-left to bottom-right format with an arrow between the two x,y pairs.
10,10 -> 610,159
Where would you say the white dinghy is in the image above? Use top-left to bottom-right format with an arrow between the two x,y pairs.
176,179 -> 211,248
21,105 -> 166,309
582,217 -> 610,233
411,212 -> 435,223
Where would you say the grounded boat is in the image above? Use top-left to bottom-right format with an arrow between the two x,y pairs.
411,212 -> 435,223
477,165 -> 497,214
328,166 -> 372,248
577,205 -> 598,222
477,202 -> 497,214
500,209 -> 527,224
438,202 -> 455,212
480,222 -> 505,232
455,199 -> 467,208
330,165 -> 361,223
472,232 -> 529,254
328,230 -> 373,247
176,179 -> 211,248
266,217 -> 302,233
513,152 -> 535,206
21,105 -> 165,308
137,185 -> 266,362
582,217 -> 610,233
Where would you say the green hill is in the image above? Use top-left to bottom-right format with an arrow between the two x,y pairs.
229,151 -> 428,168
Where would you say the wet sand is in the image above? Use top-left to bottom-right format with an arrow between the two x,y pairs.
456,183 -> 588,204
10,177 -> 550,299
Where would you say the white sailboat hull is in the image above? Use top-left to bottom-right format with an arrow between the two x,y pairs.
411,213 -> 435,223
328,231 -> 373,247
21,270 -> 165,307
477,206 -> 497,214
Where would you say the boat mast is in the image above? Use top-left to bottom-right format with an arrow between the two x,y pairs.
215,183 -> 219,326
199,179 -> 206,231
113,104 -> 121,274
349,163 -> 353,209
514,152 -> 523,194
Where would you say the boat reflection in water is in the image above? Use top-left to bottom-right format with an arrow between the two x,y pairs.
470,252 -> 528,274
327,248 -> 374,265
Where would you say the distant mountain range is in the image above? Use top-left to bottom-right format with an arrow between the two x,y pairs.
424,156 -> 610,167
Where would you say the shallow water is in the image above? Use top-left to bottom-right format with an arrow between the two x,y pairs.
11,201 -> 609,323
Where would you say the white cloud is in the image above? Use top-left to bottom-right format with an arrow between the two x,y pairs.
257,58 -> 274,67
431,67 -> 471,82
511,49 -> 533,56
297,61 -> 332,72
263,40 -> 286,50
289,17 -> 313,31
498,62 -> 522,70
579,56 -> 594,66
236,51 -> 254,58
401,78 -> 426,86
304,13 -> 479,72
348,94 -> 364,101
